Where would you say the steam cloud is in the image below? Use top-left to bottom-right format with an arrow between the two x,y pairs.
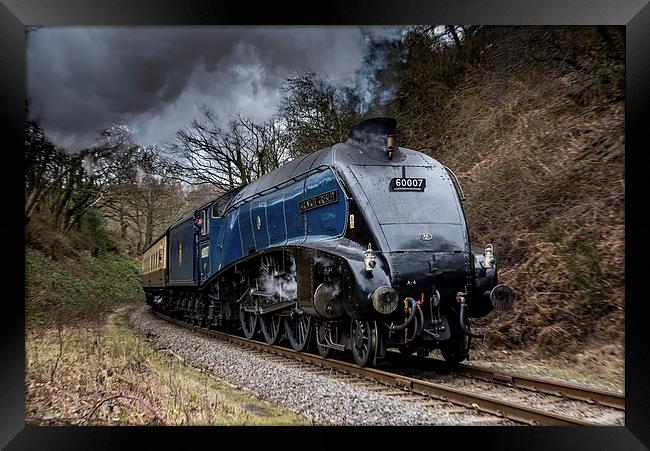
257,254 -> 298,301
27,26 -> 408,150
313,255 -> 342,297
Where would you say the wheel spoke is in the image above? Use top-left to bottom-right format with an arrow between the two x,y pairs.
351,320 -> 377,367
240,310 -> 257,339
286,314 -> 311,351
261,315 -> 283,344
299,320 -> 306,343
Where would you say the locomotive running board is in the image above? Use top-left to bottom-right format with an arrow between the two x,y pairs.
242,300 -> 297,315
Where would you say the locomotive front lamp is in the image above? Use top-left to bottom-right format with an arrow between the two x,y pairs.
386,135 -> 395,159
364,243 -> 376,272
481,244 -> 496,269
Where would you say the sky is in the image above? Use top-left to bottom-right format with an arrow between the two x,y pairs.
27,26 -> 409,150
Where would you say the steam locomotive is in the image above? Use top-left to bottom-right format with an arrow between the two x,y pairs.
142,117 -> 514,367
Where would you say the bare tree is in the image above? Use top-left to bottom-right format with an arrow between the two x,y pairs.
25,120 -> 90,225
164,108 -> 292,190
279,72 -> 361,156
89,129 -> 198,253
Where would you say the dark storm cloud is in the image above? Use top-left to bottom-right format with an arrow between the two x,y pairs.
27,26 -> 407,150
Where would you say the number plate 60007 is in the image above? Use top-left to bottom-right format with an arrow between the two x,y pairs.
390,177 -> 426,191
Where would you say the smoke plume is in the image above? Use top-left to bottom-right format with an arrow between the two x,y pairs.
27,26 -> 409,150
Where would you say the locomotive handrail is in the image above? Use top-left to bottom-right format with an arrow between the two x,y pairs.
443,165 -> 465,201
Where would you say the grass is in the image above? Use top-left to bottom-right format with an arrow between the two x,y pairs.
25,243 -> 307,425
26,247 -> 144,327
26,307 -> 309,425
465,346 -> 624,392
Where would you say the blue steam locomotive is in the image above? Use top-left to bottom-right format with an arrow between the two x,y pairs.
142,117 -> 514,366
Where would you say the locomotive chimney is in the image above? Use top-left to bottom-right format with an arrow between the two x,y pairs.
347,117 -> 401,161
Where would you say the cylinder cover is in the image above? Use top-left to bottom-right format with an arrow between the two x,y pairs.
313,282 -> 345,318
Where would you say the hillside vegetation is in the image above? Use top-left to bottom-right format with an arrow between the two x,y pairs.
391,26 -> 624,358
26,210 -> 143,328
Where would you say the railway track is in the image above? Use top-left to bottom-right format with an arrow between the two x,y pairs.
150,310 -> 624,426
387,353 -> 624,409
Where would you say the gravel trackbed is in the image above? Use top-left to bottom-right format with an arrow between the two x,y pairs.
129,306 -> 462,425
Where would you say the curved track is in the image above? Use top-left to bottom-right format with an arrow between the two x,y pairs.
150,309 -> 624,426
389,354 -> 624,409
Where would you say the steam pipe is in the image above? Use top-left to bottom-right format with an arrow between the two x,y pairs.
404,308 -> 424,343
386,297 -> 418,332
459,301 -> 484,339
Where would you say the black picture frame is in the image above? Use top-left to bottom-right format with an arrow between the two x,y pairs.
3,1 -> 648,449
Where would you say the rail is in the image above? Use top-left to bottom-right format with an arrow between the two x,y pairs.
150,310 -> 623,426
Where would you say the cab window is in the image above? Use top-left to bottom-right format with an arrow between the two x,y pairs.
211,193 -> 233,218
200,210 -> 208,235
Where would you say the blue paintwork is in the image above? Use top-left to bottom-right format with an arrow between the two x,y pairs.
304,168 -> 347,240
238,201 -> 255,256
209,215 -> 225,274
251,199 -> 269,250
165,139 -> 467,292
266,188 -> 287,246
284,178 -> 306,244
199,241 -> 210,281
183,166 -> 347,285
219,211 -> 241,272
